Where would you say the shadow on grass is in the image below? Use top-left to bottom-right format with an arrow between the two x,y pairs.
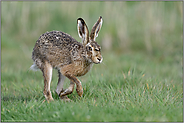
2,89 -> 93,103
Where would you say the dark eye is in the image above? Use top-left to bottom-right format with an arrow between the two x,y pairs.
88,46 -> 92,51
95,48 -> 100,51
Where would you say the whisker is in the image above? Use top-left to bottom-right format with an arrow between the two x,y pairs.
101,62 -> 107,67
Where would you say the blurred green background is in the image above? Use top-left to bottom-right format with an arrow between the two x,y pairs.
2,1 -> 182,56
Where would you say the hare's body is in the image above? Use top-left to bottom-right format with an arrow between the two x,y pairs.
31,17 -> 103,101
32,31 -> 92,76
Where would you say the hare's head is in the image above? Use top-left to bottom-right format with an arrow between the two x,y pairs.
77,16 -> 103,64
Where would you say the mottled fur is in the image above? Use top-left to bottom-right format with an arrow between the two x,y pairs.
31,16 -> 103,101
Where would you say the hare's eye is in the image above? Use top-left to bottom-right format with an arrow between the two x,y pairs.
88,46 -> 92,51
95,48 -> 100,51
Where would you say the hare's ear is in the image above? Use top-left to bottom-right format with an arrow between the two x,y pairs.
77,18 -> 89,46
90,16 -> 103,41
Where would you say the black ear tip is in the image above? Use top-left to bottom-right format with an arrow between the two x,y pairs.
77,18 -> 85,24
77,18 -> 83,20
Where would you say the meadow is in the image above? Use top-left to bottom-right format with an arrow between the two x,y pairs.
1,1 -> 183,122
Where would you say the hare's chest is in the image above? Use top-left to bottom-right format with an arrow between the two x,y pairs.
60,61 -> 93,77
74,61 -> 93,77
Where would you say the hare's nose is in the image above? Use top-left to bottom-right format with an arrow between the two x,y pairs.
97,58 -> 101,61
97,57 -> 103,63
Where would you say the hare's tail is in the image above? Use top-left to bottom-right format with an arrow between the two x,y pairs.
30,62 -> 39,71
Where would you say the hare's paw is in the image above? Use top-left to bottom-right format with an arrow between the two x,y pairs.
44,92 -> 54,101
60,96 -> 72,102
76,86 -> 83,97
45,96 -> 54,102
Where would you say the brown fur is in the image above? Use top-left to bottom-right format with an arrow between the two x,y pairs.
31,17 -> 103,101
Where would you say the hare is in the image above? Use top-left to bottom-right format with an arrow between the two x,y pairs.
30,16 -> 103,101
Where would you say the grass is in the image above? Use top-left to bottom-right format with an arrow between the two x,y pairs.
1,52 -> 183,122
1,1 -> 183,122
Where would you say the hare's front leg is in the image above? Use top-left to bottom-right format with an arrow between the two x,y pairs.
63,72 -> 83,97
56,71 -> 74,101
41,62 -> 54,101
59,81 -> 75,97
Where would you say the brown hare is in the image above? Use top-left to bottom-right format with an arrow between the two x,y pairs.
30,16 -> 103,101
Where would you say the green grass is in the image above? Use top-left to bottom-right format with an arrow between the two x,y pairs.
1,1 -> 183,122
1,52 -> 183,122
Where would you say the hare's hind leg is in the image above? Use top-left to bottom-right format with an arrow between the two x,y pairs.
41,61 -> 54,101
56,71 -> 66,95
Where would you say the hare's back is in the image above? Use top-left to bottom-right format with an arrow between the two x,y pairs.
32,31 -> 83,68
37,31 -> 79,47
